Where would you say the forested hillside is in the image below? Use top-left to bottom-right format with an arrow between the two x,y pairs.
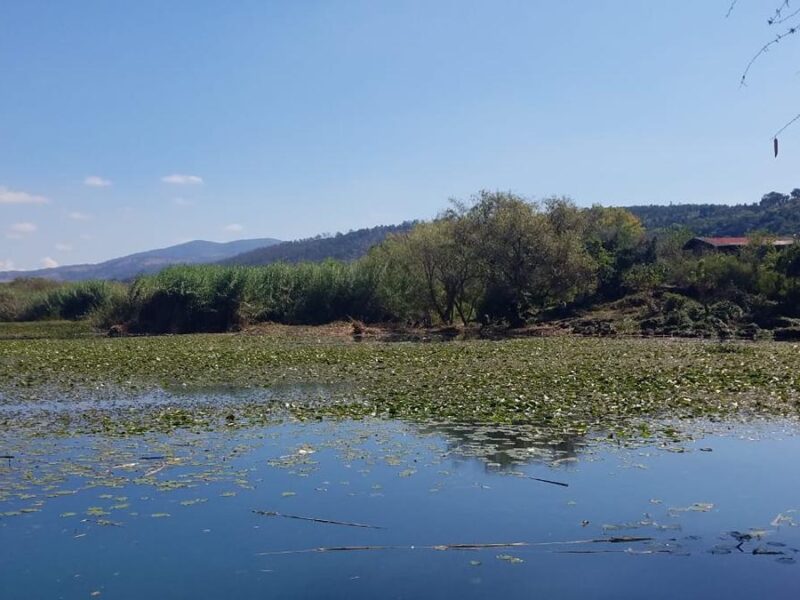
627,189 -> 800,236
222,223 -> 415,266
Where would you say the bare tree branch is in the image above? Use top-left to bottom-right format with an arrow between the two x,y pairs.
769,5 -> 800,25
774,112 -> 800,139
721,3 -> 800,152
768,1 -> 793,24
740,24 -> 799,86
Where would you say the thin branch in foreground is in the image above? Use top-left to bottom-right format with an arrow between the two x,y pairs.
741,25 -> 800,86
253,510 -> 385,529
772,112 -> 800,157
769,5 -> 800,26
773,112 -> 800,140
769,1 -> 793,25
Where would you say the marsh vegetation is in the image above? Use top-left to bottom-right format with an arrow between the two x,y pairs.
3,191 -> 800,339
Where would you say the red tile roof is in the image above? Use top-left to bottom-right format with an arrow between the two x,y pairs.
698,237 -> 750,247
694,236 -> 795,247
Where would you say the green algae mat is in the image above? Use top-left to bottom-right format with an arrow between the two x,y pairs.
2,330 -> 799,434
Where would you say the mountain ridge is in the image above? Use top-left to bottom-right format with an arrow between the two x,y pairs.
221,222 -> 415,267
0,238 -> 281,282
5,194 -> 800,282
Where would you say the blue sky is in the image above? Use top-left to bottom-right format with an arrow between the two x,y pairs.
2,1 -> 799,270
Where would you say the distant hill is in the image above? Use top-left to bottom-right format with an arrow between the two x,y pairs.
626,191 -> 800,236
222,223 -> 415,266
9,189 -> 800,284
0,238 -> 281,282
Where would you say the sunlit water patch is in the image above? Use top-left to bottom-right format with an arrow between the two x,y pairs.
1,417 -> 799,599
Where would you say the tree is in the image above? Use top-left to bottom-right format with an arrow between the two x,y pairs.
760,191 -> 790,207
466,191 -> 597,324
373,217 -> 481,325
584,205 -> 646,299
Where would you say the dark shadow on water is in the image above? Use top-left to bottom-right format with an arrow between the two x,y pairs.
415,422 -> 586,469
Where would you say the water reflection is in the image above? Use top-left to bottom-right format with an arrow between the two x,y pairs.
2,411 -> 800,599
416,422 -> 586,469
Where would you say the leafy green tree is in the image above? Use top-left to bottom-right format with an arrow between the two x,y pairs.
465,192 -> 596,324
373,217 -> 482,325
584,205 -> 646,299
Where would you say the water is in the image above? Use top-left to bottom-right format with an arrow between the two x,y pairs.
1,418 -> 799,599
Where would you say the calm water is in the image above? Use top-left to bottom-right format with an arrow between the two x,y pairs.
1,416 -> 799,599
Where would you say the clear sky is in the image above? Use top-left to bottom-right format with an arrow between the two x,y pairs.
2,1 -> 799,270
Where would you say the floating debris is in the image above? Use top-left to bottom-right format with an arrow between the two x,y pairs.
258,537 -> 655,556
518,474 -> 569,487
253,510 -> 384,529
496,554 -> 524,564
771,511 -> 797,528
668,503 -> 714,515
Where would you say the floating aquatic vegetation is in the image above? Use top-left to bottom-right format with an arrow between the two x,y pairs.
180,498 -> 208,507
3,336 -> 800,437
1,388 -> 799,600
668,503 -> 715,515
496,554 -> 524,564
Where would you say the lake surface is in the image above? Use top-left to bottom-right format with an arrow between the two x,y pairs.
2,413 -> 799,599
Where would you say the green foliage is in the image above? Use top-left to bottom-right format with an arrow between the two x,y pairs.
101,261 -> 386,333
374,218 -> 481,325
584,205 -> 647,299
622,263 -> 666,292
93,192 -> 640,333
627,190 -> 800,236
240,260 -> 383,325
0,279 -> 125,322
381,192 -> 603,326
0,288 -> 21,322
126,265 -> 248,333
0,278 -> 62,321
3,335 -> 800,433
0,320 -> 95,340
4,189 -> 800,336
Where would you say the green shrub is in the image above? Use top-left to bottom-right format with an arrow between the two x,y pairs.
240,261 -> 383,325
116,261 -> 385,333
19,281 -> 124,321
709,300 -> 744,324
127,265 -> 248,333
0,289 -> 22,321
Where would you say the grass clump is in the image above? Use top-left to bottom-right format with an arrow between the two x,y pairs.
92,261 -> 386,333
0,278 -> 62,321
0,279 -> 126,322
124,265 -> 248,333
